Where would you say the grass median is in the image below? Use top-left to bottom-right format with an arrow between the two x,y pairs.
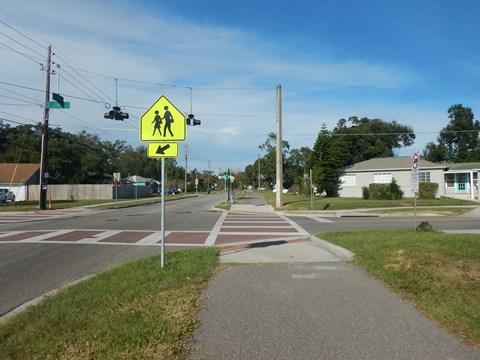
0,247 -> 219,359
260,191 -> 478,211
322,230 -> 480,348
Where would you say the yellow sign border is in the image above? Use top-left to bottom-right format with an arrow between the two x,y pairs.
140,95 -> 186,141
147,142 -> 179,158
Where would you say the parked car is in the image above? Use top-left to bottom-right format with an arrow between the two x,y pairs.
167,188 -> 181,195
0,188 -> 15,202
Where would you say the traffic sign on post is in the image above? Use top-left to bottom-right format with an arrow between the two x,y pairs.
140,96 -> 186,141
147,142 -> 179,158
411,152 -> 420,193
139,95 -> 187,269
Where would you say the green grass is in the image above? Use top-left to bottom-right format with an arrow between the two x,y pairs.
0,248 -> 219,359
259,191 -> 478,211
0,194 -> 195,212
322,230 -> 480,348
367,207 -> 470,215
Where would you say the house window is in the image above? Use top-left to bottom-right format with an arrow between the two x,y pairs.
341,174 -> 356,186
373,173 -> 392,184
446,174 -> 454,188
419,172 -> 430,182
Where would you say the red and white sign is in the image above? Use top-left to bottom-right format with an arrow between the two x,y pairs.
411,153 -> 420,193
412,152 -> 420,170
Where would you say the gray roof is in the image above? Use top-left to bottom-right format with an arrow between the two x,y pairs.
345,156 -> 444,172
124,175 -> 159,184
445,162 -> 480,171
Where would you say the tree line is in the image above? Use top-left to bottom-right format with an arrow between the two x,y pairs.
0,122 -> 194,189
243,104 -> 480,197
2,104 -> 478,196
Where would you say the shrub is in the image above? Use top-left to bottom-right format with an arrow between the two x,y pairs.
387,178 -> 404,200
366,179 -> 404,200
419,182 -> 438,199
362,186 -> 370,200
416,221 -> 434,232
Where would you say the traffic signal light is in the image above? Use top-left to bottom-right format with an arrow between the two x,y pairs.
186,113 -> 201,126
104,106 -> 129,121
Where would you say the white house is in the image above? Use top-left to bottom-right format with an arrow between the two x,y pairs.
339,157 -> 479,200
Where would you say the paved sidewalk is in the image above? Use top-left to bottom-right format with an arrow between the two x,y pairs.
188,191 -> 479,359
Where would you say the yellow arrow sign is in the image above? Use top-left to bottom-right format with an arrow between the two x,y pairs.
140,96 -> 186,141
147,142 -> 179,158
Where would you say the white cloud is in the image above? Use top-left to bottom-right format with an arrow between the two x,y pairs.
0,0 -> 441,172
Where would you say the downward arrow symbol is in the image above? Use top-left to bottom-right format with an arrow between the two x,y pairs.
156,144 -> 171,154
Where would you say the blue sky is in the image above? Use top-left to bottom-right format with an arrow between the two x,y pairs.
1,0 -> 479,173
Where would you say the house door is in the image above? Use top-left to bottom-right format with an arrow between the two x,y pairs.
455,173 -> 469,193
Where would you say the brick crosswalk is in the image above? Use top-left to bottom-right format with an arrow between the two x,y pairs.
0,211 -> 310,247
0,210 -> 83,223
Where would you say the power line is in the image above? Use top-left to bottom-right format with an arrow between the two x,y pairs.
0,85 -> 43,104
0,94 -> 41,106
54,58 -> 115,105
0,18 -> 47,50
0,29 -> 45,58
0,80 -> 43,93
0,110 -> 39,124
0,116 -> 37,126
0,40 -> 43,64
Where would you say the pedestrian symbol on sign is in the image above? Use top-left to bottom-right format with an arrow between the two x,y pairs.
162,106 -> 174,137
140,95 -> 186,141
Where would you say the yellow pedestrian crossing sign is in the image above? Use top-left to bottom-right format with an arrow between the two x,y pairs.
140,96 -> 186,141
147,142 -> 179,158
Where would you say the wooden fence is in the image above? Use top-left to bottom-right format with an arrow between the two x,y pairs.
26,184 -> 152,201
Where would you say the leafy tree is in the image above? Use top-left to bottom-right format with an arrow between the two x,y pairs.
257,132 -> 290,189
285,146 -> 312,194
0,123 -> 41,163
307,124 -> 350,197
1,124 -> 188,185
333,116 -> 415,165
307,116 -> 414,197
423,104 -> 480,162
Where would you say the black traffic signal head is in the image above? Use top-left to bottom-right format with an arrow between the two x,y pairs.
104,106 -> 129,121
186,113 -> 201,126
115,111 -> 129,121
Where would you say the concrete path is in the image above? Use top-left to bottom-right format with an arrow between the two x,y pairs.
189,191 -> 479,359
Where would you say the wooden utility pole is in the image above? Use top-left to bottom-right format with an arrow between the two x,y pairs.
39,45 -> 51,209
275,84 -> 283,209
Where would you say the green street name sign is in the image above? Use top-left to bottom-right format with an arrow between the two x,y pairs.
46,101 -> 70,109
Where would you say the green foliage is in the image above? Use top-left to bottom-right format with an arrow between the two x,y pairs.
416,221 -> 434,232
366,179 -> 404,200
304,118 -> 414,198
333,116 -> 415,166
0,122 -> 187,185
362,186 -> 370,199
423,104 -> 480,162
322,230 -> 480,347
418,182 -> 439,199
0,248 -> 219,359
245,132 -> 293,190
307,124 -> 350,197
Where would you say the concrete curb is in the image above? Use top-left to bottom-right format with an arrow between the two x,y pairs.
311,236 -> 355,261
0,274 -> 95,324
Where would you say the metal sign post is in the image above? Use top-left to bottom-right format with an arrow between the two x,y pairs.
411,153 -> 420,231
140,95 -> 188,268
160,158 -> 165,268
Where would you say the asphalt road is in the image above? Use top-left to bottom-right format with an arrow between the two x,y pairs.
2,193 -> 479,358
0,194 -> 225,317
287,213 -> 480,235
0,193 -> 226,232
